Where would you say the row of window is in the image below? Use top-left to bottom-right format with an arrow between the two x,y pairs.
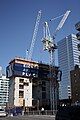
19,90 -> 46,99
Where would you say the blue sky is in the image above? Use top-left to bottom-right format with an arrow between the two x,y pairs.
0,0 -> 80,72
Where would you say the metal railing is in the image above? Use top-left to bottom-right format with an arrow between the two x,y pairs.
25,110 -> 57,115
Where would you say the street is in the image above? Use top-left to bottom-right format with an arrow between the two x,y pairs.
0,115 -> 55,120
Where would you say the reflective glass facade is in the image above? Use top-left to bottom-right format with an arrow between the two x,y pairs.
57,34 -> 80,99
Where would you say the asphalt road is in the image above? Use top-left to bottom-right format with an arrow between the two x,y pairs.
0,115 -> 55,120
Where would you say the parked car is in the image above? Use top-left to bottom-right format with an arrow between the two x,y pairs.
0,109 -> 6,117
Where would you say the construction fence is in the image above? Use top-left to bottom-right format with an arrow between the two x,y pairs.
25,110 -> 57,116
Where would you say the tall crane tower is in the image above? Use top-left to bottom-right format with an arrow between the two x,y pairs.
42,10 -> 70,65
28,10 -> 42,60
42,10 -> 71,110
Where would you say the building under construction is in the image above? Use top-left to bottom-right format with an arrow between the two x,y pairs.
6,57 -> 61,111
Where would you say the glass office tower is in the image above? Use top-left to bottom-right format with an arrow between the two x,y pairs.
57,34 -> 80,99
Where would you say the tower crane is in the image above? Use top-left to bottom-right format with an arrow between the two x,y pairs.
42,10 -> 71,110
42,10 -> 71,65
28,10 -> 42,60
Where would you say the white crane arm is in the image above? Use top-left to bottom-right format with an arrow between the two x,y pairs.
28,10 -> 42,60
55,10 -> 71,32
50,14 -> 64,21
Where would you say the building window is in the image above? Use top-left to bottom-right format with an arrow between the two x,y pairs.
77,44 -> 80,51
19,79 -> 24,83
74,79 -> 77,83
79,56 -> 80,63
42,87 -> 46,91
19,85 -> 24,89
42,81 -> 46,86
38,90 -> 40,93
74,73 -> 76,77
19,91 -> 24,98
42,92 -> 46,99
24,82 -> 29,86
76,93 -> 78,96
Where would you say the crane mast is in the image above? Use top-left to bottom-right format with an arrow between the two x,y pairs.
28,10 -> 42,60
